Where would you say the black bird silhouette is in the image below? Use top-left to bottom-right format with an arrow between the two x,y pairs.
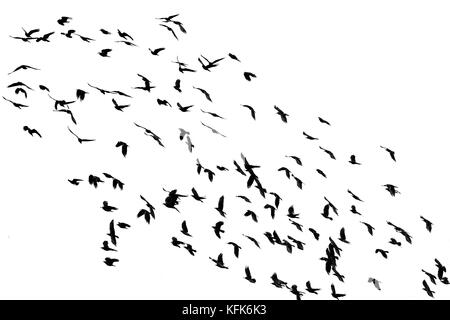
306,281 -> 320,294
316,169 -> 327,178
236,195 -> 251,203
309,228 -> 320,240
68,178 -> 83,185
8,81 -> 33,90
420,216 -> 433,232
244,210 -> 258,223
287,205 -> 300,219
204,168 -> 215,182
383,184 -> 400,197
198,55 -> 224,71
55,108 -> 77,124
39,85 -> 50,92
23,126 -> 42,138
116,41 -> 136,47
75,89 -> 88,101
158,13 -> 180,23
149,47 -> 165,55
422,269 -> 437,285
274,105 -> 288,123
57,16 -> 72,26
112,98 -> 130,111
88,174 -> 104,188
10,35 -> 36,42
102,201 -> 118,212
61,29 -> 76,38
117,29 -> 133,41
14,88 -> 27,98
264,204 -> 276,219
287,236 -> 305,250
184,244 -> 197,256
107,220 -> 118,245
135,74 -> 155,92
191,188 -> 206,202
173,57 -> 196,73
193,86 -> 212,102
348,189 -> 363,202
98,49 -> 112,57
240,104 -> 256,120
271,273 -> 288,288
389,238 -> 402,246
350,205 -> 361,215
290,285 -> 304,301
201,109 -> 225,119
319,146 -> 336,160
422,280 -> 435,298
171,237 -> 184,248
100,29 -> 111,35
180,220 -> 192,237
21,27 -> 40,38
375,249 -> 389,259
76,34 -> 94,43
88,83 -> 111,94
212,221 -> 225,239
293,176 -> 304,190
243,71 -> 256,81
368,278 -> 382,290
338,228 -> 350,244
286,155 -> 302,166
331,284 -> 345,300
103,173 -> 125,190
163,188 -> 186,212
242,234 -> 260,248
117,222 -> 130,229
48,95 -> 75,110
115,141 -> 128,157
68,127 -> 95,144
137,196 -> 156,224
216,166 -> 228,172
278,167 -> 291,179
349,155 -> 361,165
244,266 -> 256,283
104,258 -> 119,267
3,96 -> 29,109
318,117 -> 331,125
201,122 -> 226,138
289,219 -> 303,232
134,123 -> 164,147
177,102 -> 193,112
8,64 -> 40,75
380,146 -> 396,162
160,24 -> 178,40
36,32 -> 54,42
227,242 -> 242,258
173,79 -> 182,92
435,259 -> 447,280
303,131 -> 318,140
269,192 -> 282,208
210,253 -> 228,269
233,161 -> 246,176
101,241 -> 116,252
361,221 -> 375,235
321,204 -> 333,221
157,98 -> 172,108
228,53 -> 240,62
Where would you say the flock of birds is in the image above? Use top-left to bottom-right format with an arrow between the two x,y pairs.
4,13 -> 447,300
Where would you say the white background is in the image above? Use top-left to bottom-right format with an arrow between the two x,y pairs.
0,0 -> 450,299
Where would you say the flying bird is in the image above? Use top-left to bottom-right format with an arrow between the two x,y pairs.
68,127 -> 95,144
23,126 -> 41,138
274,106 -> 288,123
